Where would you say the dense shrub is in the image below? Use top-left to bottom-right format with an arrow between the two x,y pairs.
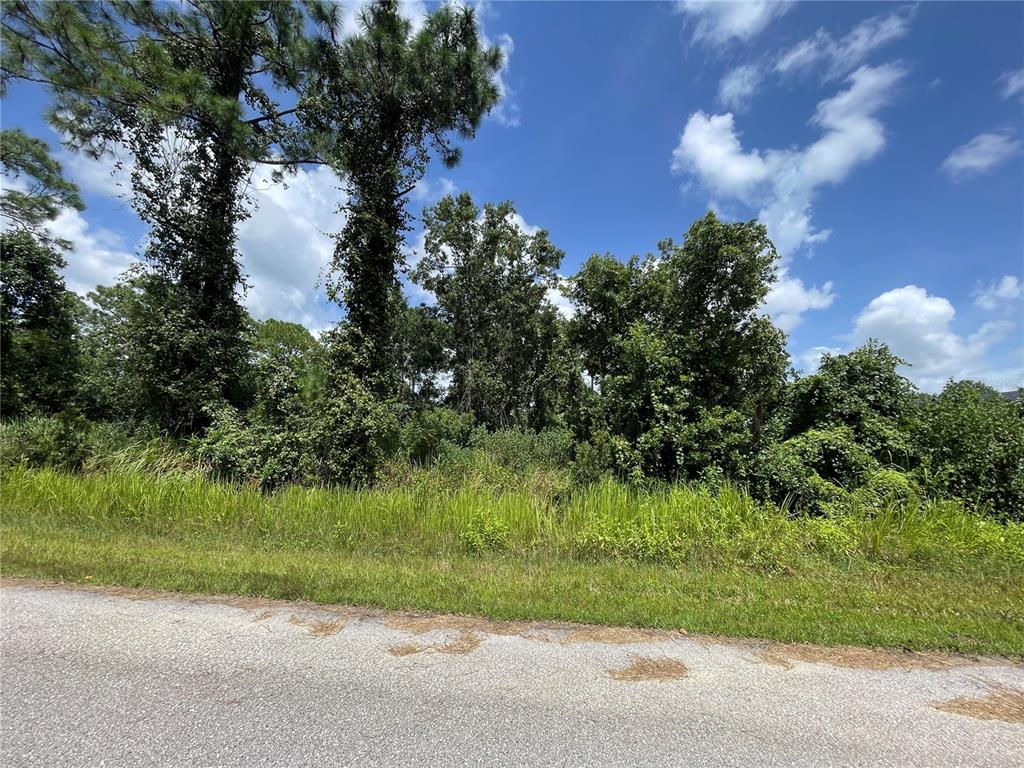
0,414 -> 199,477
398,406 -> 475,464
0,412 -> 93,470
754,426 -> 877,512
912,381 -> 1024,520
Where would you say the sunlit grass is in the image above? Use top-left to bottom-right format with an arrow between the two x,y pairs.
3,466 -> 1021,655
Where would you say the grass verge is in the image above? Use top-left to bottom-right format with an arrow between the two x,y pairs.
2,466 -> 1022,656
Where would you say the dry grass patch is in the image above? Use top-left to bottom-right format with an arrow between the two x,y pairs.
386,631 -> 483,656
757,643 -> 965,671
287,614 -> 346,637
561,626 -> 671,645
933,686 -> 1024,724
608,655 -> 688,682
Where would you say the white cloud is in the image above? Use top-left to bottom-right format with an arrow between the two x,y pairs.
45,209 -> 140,296
676,1 -> 793,45
998,69 -> 1024,100
774,6 -> 914,80
411,176 -> 458,203
672,112 -> 768,199
849,285 -> 1018,392
673,63 -> 905,258
942,132 -> 1023,181
236,164 -> 346,329
764,274 -> 835,332
795,345 -> 843,374
718,64 -> 763,112
974,275 -> 1023,312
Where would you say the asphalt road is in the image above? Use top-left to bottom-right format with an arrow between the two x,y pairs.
1,582 -> 1022,767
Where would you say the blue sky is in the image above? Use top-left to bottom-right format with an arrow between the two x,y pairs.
3,1 -> 1023,392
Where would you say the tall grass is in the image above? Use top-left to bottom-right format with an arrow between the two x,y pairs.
4,465 -> 1020,573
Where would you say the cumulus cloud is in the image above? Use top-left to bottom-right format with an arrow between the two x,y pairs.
675,1 -> 793,45
848,285 -> 1018,392
717,64 -> 763,112
942,132 -> 1023,181
973,275 -> 1023,312
775,6 -> 914,80
673,65 -> 904,329
998,68 -> 1024,100
236,164 -> 347,330
763,274 -> 835,332
673,63 -> 905,259
794,345 -> 843,374
44,208 -> 140,297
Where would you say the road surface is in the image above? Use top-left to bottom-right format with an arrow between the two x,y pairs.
2,581 -> 1022,767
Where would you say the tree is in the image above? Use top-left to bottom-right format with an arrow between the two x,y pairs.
0,230 -> 80,416
304,0 -> 503,390
0,128 -> 83,240
566,253 -> 656,389
75,278 -> 147,421
395,304 -> 449,405
4,0 -> 320,432
567,212 -> 790,480
413,193 -> 565,429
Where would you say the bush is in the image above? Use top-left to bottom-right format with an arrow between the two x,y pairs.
1,414 -> 199,477
399,407 -> 475,464
193,406 -> 304,490
859,469 -> 915,507
467,427 -> 576,473
753,426 -> 875,512
0,412 -> 92,470
912,381 -> 1024,520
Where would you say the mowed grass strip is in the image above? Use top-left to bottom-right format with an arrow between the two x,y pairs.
2,466 -> 1022,656
2,529 -> 1022,656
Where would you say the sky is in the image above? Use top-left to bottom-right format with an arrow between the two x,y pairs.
3,1 -> 1023,393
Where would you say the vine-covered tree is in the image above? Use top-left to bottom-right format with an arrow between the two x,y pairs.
303,0 -> 503,390
3,0 -> 320,432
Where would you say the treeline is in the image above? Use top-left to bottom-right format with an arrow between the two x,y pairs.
1,1 -> 1021,519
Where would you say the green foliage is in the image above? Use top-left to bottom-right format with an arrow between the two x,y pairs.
399,407 -> 475,464
784,340 -> 915,465
569,212 -> 788,481
913,381 -> 1024,520
461,511 -> 512,553
194,328 -> 397,489
0,414 -> 196,477
0,230 -> 81,416
395,304 -> 449,404
309,0 -> 504,386
0,128 -> 83,241
414,192 -> 567,429
754,426 -> 879,512
0,412 -> 92,471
